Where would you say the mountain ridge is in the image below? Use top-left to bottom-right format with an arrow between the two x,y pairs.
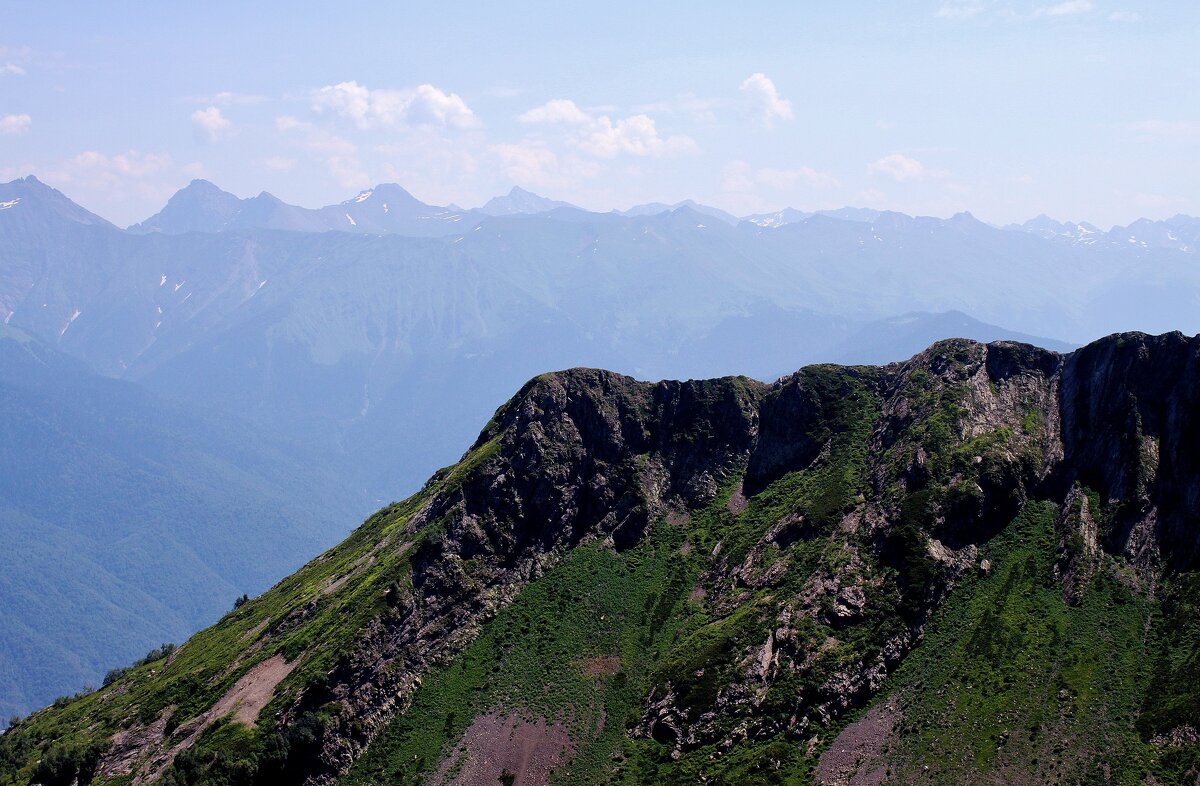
3,331 -> 1198,785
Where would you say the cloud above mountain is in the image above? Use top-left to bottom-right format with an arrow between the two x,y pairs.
191,107 -> 232,142
518,98 -> 698,159
311,81 -> 478,129
0,113 -> 31,135
740,73 -> 793,126
869,153 -> 926,182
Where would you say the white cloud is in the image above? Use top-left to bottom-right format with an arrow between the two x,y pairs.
0,63 -> 24,76
276,115 -> 369,189
1034,0 -> 1093,16
869,153 -> 926,181
519,99 -> 592,125
0,113 -> 31,134
191,106 -> 233,142
182,161 -> 206,177
263,156 -> 297,172
311,81 -> 477,129
740,73 -> 793,126
517,99 -> 697,159
1107,10 -> 1140,21
580,114 -> 697,158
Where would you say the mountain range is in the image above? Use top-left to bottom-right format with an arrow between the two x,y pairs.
18,172 -> 1190,255
1,172 -> 1197,722
2,332 -> 1197,785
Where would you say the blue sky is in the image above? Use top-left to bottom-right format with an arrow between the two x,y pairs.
1,1 -> 1197,226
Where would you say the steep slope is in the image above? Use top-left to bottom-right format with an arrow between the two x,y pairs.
3,332 -> 1198,786
0,327 -> 367,720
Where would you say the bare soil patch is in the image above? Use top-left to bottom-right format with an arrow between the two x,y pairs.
813,694 -> 902,786
579,654 -> 621,678
432,712 -> 572,786
208,653 -> 296,726
127,654 -> 297,785
666,510 -> 691,526
726,482 -> 748,515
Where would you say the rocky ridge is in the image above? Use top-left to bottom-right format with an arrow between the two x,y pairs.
2,332 -> 1199,786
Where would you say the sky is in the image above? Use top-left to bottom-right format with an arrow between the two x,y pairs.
1,1 -> 1198,227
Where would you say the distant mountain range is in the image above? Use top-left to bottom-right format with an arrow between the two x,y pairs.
1,172 -> 1197,719
29,172 -> 1187,251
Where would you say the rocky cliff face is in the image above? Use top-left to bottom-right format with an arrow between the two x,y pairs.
2,332 -> 1199,786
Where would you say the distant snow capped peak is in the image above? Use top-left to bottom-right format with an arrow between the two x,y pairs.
351,189 -> 374,203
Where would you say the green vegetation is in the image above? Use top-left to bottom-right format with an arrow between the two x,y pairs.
345,515 -> 707,786
860,501 -> 1198,784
